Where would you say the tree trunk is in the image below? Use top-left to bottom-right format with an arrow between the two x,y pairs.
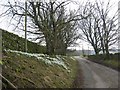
105,43 -> 109,59
45,36 -> 54,55
93,46 -> 99,55
101,41 -> 105,54
94,49 -> 99,55
61,44 -> 67,55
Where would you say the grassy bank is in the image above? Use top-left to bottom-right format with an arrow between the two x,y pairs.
2,29 -> 46,53
2,49 -> 79,88
87,53 -> 120,72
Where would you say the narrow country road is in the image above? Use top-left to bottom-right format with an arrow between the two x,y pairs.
74,56 -> 119,88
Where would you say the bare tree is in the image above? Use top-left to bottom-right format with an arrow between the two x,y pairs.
2,0 -> 84,55
78,1 -> 118,56
78,2 -> 101,55
95,0 -> 118,57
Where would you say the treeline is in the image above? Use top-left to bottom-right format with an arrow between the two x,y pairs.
2,29 -> 46,53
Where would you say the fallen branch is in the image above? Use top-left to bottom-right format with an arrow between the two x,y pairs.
0,74 -> 17,89
14,74 -> 37,87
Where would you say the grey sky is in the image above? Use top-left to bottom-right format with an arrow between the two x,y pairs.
0,0 -> 119,50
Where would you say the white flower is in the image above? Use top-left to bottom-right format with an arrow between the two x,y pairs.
6,49 -> 69,71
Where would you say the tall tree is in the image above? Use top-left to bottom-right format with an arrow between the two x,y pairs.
95,0 -> 118,57
78,2 -> 101,55
2,0 -> 83,55
78,1 -> 118,55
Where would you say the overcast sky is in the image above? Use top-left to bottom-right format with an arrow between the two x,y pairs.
0,0 -> 119,50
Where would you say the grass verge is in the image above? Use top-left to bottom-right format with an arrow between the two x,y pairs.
87,53 -> 120,72
2,50 -> 79,88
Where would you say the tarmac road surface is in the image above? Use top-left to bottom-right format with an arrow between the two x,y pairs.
74,56 -> 119,88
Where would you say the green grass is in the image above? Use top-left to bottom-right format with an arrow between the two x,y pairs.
2,50 -> 78,88
1,29 -> 81,88
1,28 -> 46,53
103,60 -> 119,69
87,53 -> 120,71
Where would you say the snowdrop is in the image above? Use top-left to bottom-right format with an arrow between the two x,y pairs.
6,49 -> 69,71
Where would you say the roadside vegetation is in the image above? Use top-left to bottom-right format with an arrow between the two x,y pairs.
2,29 -> 46,53
1,29 -> 80,88
87,53 -> 120,72
2,49 -> 78,88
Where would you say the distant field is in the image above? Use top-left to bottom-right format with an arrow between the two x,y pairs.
87,53 -> 120,71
